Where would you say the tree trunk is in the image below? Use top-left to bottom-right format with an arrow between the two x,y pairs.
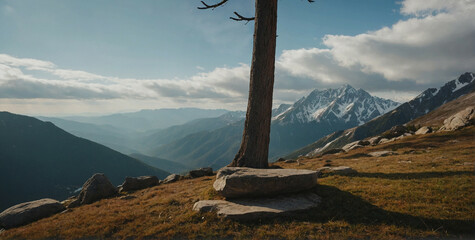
229,0 -> 278,168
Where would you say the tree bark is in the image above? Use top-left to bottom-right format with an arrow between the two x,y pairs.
229,0 -> 278,168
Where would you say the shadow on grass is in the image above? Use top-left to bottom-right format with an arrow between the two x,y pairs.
241,185 -> 474,235
355,171 -> 474,180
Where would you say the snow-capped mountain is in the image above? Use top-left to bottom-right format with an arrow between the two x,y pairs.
285,72 -> 475,158
273,85 -> 399,126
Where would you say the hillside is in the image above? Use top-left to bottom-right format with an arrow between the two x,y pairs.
408,91 -> 475,127
140,111 -> 245,153
0,112 -> 169,211
2,126 -> 473,239
286,72 -> 475,158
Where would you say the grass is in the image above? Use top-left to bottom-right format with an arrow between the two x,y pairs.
1,127 -> 474,239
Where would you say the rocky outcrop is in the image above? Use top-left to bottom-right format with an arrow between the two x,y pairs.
342,140 -> 370,152
163,174 -> 182,184
69,173 -> 117,207
415,126 -> 432,135
213,167 -> 318,198
187,168 -> 214,178
119,176 -> 159,193
368,136 -> 383,145
0,199 -> 65,229
193,192 -> 321,220
439,106 -> 475,131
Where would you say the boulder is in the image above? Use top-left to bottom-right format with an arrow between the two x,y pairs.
0,199 -> 65,229
193,192 -> 321,220
119,176 -> 159,192
71,173 -> 117,206
187,168 -> 214,178
368,136 -> 383,145
415,126 -> 432,135
439,106 -> 475,131
368,151 -> 398,157
342,140 -> 369,152
213,167 -> 318,198
163,174 -> 182,184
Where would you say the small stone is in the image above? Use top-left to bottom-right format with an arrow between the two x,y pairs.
193,192 -> 321,220
317,166 -> 357,176
368,151 -> 398,157
213,167 -> 318,198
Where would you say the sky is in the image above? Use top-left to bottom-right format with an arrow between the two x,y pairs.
0,0 -> 474,116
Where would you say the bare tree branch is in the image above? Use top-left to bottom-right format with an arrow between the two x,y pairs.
198,0 -> 314,23
197,0 -> 228,10
230,12 -> 255,23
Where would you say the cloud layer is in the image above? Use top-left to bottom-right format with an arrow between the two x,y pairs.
1,0 -> 474,115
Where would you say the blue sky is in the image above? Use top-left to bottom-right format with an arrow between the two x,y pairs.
0,0 -> 474,115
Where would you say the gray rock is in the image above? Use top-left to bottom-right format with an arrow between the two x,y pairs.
368,136 -> 383,145
163,174 -> 182,184
440,106 -> 475,131
193,192 -> 321,220
342,140 -> 369,152
317,166 -> 357,175
72,173 -> 117,206
119,176 -> 159,193
415,126 -> 432,135
368,151 -> 398,157
0,198 -> 65,229
378,138 -> 393,144
187,168 -> 214,178
213,167 -> 318,198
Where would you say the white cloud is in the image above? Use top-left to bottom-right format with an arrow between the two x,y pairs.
0,54 -> 250,104
273,0 -> 475,96
2,0 -> 474,115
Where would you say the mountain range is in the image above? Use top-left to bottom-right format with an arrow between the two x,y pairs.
151,85 -> 400,169
0,112 -> 169,211
285,72 -> 475,158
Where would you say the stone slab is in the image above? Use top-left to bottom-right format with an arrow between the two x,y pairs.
193,192 -> 321,220
213,167 -> 318,198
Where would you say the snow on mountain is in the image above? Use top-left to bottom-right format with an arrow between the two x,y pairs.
273,85 -> 400,126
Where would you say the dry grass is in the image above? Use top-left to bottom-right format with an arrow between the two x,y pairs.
1,127 -> 474,239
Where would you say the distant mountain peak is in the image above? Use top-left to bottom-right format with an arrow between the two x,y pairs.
273,84 -> 399,125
